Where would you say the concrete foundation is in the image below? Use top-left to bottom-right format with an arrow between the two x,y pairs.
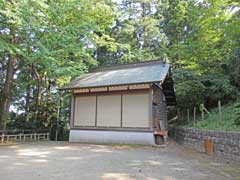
69,129 -> 155,145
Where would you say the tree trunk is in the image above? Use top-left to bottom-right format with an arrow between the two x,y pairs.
25,64 -> 32,121
34,77 -> 43,124
33,65 -> 47,126
0,56 -> 15,129
0,29 -> 17,130
141,3 -> 145,17
45,79 -> 52,125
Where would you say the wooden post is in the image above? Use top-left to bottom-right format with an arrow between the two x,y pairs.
187,109 -> 190,124
193,107 -> 196,125
182,111 -> 184,123
218,100 -> 222,121
55,93 -> 61,141
1,133 -> 4,143
202,111 -> 204,121
177,108 -> 181,122
47,133 -> 50,141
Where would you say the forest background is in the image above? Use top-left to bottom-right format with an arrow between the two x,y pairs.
0,0 -> 239,139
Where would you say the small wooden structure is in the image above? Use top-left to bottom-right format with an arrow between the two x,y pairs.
60,60 -> 176,145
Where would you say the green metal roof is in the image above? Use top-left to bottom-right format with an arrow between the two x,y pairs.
61,60 -> 170,90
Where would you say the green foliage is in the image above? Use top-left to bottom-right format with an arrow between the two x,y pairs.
173,69 -> 238,109
0,0 -> 117,132
203,73 -> 238,103
173,69 -> 206,108
96,0 -> 170,65
171,0 -> 240,110
186,103 -> 240,132
0,0 -> 240,132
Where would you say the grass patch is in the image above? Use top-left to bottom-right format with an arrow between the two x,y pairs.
184,103 -> 240,132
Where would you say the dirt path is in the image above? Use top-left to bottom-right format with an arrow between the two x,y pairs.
0,141 -> 239,180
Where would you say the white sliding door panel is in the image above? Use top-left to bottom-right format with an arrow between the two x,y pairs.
97,95 -> 121,127
122,93 -> 149,128
74,96 -> 96,126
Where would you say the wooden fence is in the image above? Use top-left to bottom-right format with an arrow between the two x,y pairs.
0,132 -> 50,143
176,100 -> 223,125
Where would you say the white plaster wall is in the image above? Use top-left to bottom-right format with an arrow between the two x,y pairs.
69,130 -> 155,145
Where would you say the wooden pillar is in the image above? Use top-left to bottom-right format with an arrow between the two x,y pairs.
1,133 -> 4,143
218,100 -> 222,121
47,133 -> 50,141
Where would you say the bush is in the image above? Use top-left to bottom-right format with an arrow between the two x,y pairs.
185,102 -> 240,132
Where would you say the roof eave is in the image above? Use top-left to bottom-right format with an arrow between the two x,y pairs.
59,80 -> 162,91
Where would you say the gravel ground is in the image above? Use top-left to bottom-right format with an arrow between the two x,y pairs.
0,141 -> 239,180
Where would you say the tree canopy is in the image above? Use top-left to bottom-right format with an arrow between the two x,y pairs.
0,0 -> 239,136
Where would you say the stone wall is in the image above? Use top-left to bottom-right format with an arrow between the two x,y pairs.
170,126 -> 240,162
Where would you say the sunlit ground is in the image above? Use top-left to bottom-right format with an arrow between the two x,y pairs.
0,141 -> 239,180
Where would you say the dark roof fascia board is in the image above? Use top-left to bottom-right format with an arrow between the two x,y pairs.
59,80 -> 162,91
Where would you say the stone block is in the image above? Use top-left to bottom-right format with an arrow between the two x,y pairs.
231,146 -> 239,156
224,145 -> 232,153
211,137 -> 219,143
232,133 -> 240,140
173,126 -> 240,162
215,144 -> 224,152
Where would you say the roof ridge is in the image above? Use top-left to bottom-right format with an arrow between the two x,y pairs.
91,59 -> 166,72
